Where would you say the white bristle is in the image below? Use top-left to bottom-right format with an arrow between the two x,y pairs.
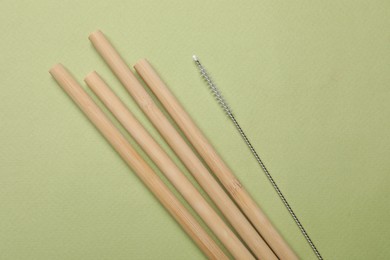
193,56 -> 232,116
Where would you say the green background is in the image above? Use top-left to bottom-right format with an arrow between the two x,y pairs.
1,1 -> 389,259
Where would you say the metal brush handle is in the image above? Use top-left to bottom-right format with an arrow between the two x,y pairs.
193,55 -> 323,260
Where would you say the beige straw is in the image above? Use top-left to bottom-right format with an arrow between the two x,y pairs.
49,64 -> 228,260
89,30 -> 277,260
85,71 -> 254,259
134,59 -> 298,260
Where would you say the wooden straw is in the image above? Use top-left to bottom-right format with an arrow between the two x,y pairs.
134,59 -> 298,260
49,64 -> 228,260
89,30 -> 277,260
85,71 -> 253,259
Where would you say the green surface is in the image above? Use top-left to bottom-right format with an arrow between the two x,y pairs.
1,1 -> 389,259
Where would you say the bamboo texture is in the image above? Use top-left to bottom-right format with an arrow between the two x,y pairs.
49,64 -> 228,260
134,59 -> 298,260
89,30 -> 277,260
85,71 -> 253,259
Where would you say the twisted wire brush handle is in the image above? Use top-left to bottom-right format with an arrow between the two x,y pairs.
193,55 -> 323,260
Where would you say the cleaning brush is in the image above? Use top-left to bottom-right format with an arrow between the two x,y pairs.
193,55 -> 323,260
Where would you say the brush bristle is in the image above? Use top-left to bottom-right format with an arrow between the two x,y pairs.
193,56 -> 232,116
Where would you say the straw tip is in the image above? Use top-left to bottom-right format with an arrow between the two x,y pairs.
49,63 -> 64,74
192,55 -> 199,62
88,30 -> 103,40
84,71 -> 98,80
134,58 -> 148,69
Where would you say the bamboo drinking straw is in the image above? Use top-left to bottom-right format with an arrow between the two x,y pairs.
49,64 -> 228,260
134,59 -> 298,260
89,30 -> 277,260
84,71 -> 254,260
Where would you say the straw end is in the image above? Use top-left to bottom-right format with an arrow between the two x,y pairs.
88,30 -> 104,41
192,55 -> 199,62
84,71 -> 98,81
49,63 -> 65,75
